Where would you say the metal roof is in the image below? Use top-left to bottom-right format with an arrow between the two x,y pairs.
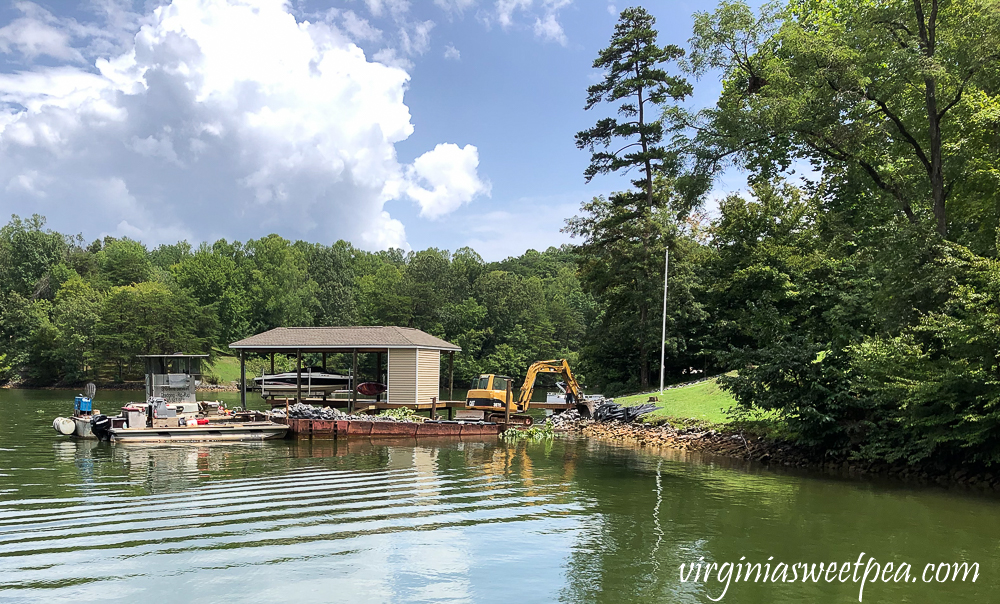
229,326 -> 461,352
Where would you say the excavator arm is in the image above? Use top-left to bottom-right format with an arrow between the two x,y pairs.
517,359 -> 586,410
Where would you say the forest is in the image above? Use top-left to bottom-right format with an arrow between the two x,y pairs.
3,0 -> 1000,467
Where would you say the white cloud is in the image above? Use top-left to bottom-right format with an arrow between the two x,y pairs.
434,0 -> 477,15
399,20 -> 434,55
443,44 -> 460,60
607,3 -> 617,16
0,2 -> 83,61
0,0 -> 488,249
373,47 -> 413,70
365,0 -> 411,19
494,0 -> 571,43
405,143 -> 490,218
533,13 -> 566,45
496,0 -> 532,28
339,10 -> 383,42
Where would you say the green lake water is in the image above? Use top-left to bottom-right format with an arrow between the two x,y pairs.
1,389 -> 997,603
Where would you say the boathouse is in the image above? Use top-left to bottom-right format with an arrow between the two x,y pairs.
228,326 -> 461,411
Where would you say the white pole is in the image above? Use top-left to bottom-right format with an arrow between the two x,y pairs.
659,245 -> 668,393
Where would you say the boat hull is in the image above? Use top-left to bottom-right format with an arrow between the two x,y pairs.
109,423 -> 288,443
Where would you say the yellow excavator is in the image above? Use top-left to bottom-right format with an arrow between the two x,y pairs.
465,359 -> 592,426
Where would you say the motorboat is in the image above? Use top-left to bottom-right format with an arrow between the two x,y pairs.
253,367 -> 351,396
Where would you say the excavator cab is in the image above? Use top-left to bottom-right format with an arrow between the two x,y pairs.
466,375 -> 520,411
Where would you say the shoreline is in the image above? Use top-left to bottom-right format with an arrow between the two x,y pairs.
2,382 -> 241,392
560,419 -> 1000,493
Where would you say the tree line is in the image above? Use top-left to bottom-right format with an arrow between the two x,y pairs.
0,215 -> 594,388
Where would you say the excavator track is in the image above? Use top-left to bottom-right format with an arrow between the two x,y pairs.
488,413 -> 534,427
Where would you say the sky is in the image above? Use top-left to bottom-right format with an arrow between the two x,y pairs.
0,0 -> 743,261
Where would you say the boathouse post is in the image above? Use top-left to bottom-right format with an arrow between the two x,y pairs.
351,348 -> 358,413
448,351 -> 454,401
375,351 -> 382,402
239,350 -> 246,409
296,349 -> 302,405
321,352 -> 327,403
270,353 -> 274,374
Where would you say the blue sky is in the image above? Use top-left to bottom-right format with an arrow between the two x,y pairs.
0,0 -> 743,260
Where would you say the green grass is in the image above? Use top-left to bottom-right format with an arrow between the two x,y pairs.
614,376 -> 737,424
205,355 -> 242,383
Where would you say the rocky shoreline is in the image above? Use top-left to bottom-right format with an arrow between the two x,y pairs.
555,415 -> 1000,493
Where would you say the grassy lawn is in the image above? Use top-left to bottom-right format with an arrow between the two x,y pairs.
206,355 -> 242,383
614,377 -> 737,424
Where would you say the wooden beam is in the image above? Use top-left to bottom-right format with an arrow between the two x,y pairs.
270,352 -> 274,375
239,350 -> 246,409
375,351 -> 382,402
448,351 -> 454,401
322,352 -> 327,403
351,348 -> 358,414
296,349 -> 302,405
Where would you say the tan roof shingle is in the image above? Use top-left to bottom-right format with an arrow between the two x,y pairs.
229,326 -> 460,352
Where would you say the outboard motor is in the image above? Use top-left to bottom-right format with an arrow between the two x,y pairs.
90,414 -> 112,441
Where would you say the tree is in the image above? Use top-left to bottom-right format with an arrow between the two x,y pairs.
0,214 -> 66,297
565,185 -> 710,392
98,238 -> 152,286
172,244 -> 250,345
574,9 -> 696,388
576,6 -> 692,213
96,282 -> 217,381
306,241 -> 358,327
689,0 -> 1000,239
50,276 -> 103,383
240,235 -> 317,332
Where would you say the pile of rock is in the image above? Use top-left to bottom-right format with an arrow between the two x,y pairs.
270,403 -> 346,420
549,408 -> 583,430
269,403 -> 423,423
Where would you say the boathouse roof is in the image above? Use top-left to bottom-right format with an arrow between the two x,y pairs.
228,326 -> 461,353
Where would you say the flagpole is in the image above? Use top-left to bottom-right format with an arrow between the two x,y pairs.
659,245 -> 668,393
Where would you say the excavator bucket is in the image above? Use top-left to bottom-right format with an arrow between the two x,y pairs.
576,400 -> 595,419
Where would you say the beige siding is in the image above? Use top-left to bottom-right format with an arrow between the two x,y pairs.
416,349 -> 440,404
387,349 -> 417,404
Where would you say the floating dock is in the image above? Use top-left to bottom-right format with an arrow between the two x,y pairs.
274,417 -> 503,438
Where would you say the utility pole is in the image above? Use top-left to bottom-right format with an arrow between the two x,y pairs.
659,245 -> 668,393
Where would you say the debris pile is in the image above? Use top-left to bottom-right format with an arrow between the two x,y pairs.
549,408 -> 582,429
270,403 -> 345,420
593,401 -> 658,423
269,403 -> 421,422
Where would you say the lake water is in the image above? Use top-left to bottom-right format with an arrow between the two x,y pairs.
1,389 -> 997,603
